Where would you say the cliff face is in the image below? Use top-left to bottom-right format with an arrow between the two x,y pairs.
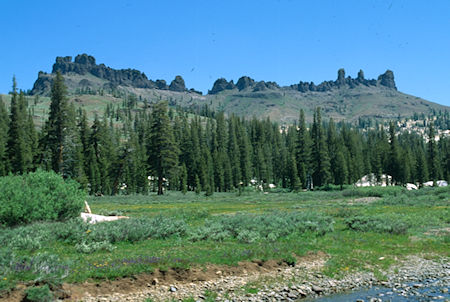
31,54 -> 188,95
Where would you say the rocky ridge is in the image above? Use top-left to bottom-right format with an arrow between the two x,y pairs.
32,54 -> 396,97
208,68 -> 396,95
27,54 -> 449,124
31,54 -> 194,95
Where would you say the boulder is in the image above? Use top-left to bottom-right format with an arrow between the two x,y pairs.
406,183 -> 418,190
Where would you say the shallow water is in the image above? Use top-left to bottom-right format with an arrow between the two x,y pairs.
304,284 -> 449,302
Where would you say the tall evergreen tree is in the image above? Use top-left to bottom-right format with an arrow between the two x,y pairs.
327,118 -> 338,184
228,116 -> 242,187
0,96 -> 9,175
387,122 -> 401,184
26,110 -> 38,169
295,109 -> 311,189
180,163 -> 188,194
287,153 -> 301,191
415,147 -> 428,186
89,116 -> 117,194
237,118 -> 252,186
147,101 -> 179,195
7,78 -> 32,174
334,146 -> 348,189
311,108 -> 331,187
86,144 -> 101,194
427,122 -> 441,183
40,72 -> 83,179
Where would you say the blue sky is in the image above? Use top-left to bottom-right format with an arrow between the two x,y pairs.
1,0 -> 449,106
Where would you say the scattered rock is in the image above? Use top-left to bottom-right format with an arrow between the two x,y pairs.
312,285 -> 324,293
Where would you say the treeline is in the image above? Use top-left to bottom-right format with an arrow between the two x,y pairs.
0,74 -> 449,195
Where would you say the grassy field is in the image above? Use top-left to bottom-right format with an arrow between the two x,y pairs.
0,186 -> 449,297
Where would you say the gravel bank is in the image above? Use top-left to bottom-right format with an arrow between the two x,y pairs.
81,255 -> 449,302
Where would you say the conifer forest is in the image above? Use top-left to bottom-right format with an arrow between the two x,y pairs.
1,73 -> 449,196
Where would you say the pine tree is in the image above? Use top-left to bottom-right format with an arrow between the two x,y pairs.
442,137 -> 450,181
387,122 -> 401,185
287,153 -> 301,191
228,116 -> 241,187
0,96 -> 9,175
89,116 -> 117,194
26,110 -> 38,169
311,107 -> 331,187
147,101 -> 179,195
347,130 -> 364,183
334,146 -> 348,189
427,122 -> 441,183
296,109 -> 311,189
78,109 -> 91,168
211,119 -> 225,191
415,147 -> 428,186
180,163 -> 188,194
86,144 -> 101,194
327,118 -> 338,184
40,72 -> 83,179
7,78 -> 32,174
194,174 -> 201,194
61,103 -> 86,181
237,118 -> 252,186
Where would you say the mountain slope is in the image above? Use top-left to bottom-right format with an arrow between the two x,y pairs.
30,54 -> 449,123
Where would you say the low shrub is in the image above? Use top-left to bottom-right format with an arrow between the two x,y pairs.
9,235 -> 42,251
0,223 -> 53,251
345,214 -> 410,234
87,216 -> 187,243
24,284 -> 53,302
377,186 -> 450,206
0,170 -> 86,226
189,212 -> 334,243
0,252 -> 69,286
342,186 -> 403,198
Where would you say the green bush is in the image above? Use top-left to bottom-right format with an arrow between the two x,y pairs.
87,216 -> 187,243
0,252 -> 69,286
0,170 -> 86,226
345,214 -> 410,234
377,186 -> 450,206
189,212 -> 334,243
54,216 -> 187,248
24,284 -> 53,302
342,186 -> 403,198
0,222 -> 58,251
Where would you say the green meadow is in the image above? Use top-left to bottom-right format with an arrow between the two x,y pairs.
1,186 -> 449,296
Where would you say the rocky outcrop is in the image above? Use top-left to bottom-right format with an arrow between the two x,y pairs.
236,76 -> 255,91
209,78 -> 235,94
155,80 -> 168,90
378,70 -> 397,90
210,68 -> 397,96
32,54 -> 193,95
209,77 -> 281,94
337,68 -> 346,86
31,71 -> 53,95
169,76 -> 186,92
